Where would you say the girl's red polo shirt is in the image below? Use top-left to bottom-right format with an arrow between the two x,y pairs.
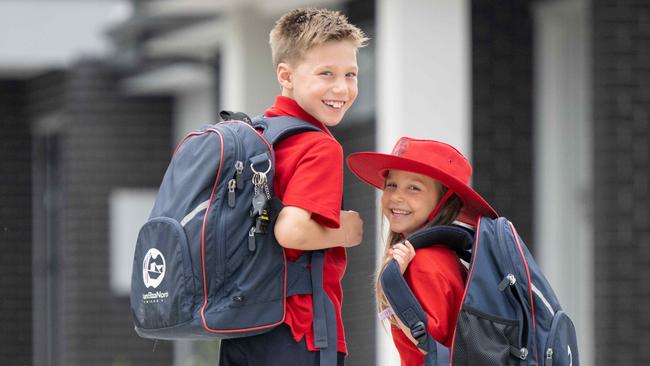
265,96 -> 348,354
390,245 -> 467,366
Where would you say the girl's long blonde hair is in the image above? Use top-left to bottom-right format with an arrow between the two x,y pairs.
376,182 -> 463,327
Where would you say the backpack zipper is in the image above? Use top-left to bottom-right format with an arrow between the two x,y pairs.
227,160 -> 244,208
544,310 -> 571,366
497,218 -> 530,361
199,127 -> 226,329
215,125 -> 244,299
498,273 -> 516,291
505,219 -> 542,364
498,272 -> 529,360
227,178 -> 237,207
235,160 -> 244,189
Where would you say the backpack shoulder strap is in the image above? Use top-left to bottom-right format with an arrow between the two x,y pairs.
381,259 -> 440,359
379,225 -> 475,364
253,114 -> 335,364
408,225 -> 474,262
252,115 -> 321,145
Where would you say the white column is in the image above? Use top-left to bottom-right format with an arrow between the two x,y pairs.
175,86 -> 217,144
221,5 -> 279,116
534,1 -> 593,365
377,0 -> 471,155
376,0 -> 470,364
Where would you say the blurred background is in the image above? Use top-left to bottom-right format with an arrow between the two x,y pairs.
0,0 -> 648,365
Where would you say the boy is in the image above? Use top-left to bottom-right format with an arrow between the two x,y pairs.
217,8 -> 368,366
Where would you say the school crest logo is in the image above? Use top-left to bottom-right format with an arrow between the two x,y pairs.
142,248 -> 165,289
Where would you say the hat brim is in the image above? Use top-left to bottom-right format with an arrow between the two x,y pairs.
346,152 -> 498,219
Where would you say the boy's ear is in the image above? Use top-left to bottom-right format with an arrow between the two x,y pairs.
276,62 -> 293,90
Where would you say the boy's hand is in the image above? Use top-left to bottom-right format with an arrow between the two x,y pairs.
389,241 -> 416,274
274,206 -> 362,250
340,210 -> 363,247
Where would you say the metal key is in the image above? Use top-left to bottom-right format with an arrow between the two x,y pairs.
251,192 -> 268,217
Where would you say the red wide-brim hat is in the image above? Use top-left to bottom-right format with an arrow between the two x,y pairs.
346,137 -> 498,220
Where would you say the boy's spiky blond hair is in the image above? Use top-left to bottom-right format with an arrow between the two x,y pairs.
269,8 -> 368,67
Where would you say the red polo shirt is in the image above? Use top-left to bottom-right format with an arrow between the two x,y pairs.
390,245 -> 467,366
265,96 -> 348,354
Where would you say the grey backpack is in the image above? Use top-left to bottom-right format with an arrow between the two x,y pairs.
130,112 -> 338,364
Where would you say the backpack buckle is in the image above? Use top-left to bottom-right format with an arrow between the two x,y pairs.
410,321 -> 427,344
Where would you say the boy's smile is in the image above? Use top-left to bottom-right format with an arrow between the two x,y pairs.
277,40 -> 359,126
381,170 -> 442,236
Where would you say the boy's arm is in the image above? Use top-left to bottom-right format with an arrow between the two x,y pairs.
274,206 -> 363,250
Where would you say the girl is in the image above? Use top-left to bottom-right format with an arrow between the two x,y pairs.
346,137 -> 497,365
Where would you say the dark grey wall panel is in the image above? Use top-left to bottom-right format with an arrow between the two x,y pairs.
0,79 -> 32,366
336,1 -> 377,364
27,61 -> 176,366
471,0 -> 535,244
335,121 -> 376,366
593,1 -> 650,364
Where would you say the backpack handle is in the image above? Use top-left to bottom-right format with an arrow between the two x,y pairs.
219,110 -> 252,124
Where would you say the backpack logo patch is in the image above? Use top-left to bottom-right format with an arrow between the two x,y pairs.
141,248 -> 169,304
143,248 -> 166,289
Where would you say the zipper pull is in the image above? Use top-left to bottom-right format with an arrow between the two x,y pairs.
498,273 -> 516,291
228,179 -> 236,207
518,347 -> 528,360
546,348 -> 553,366
248,227 -> 256,251
509,345 -> 528,360
235,160 -> 244,189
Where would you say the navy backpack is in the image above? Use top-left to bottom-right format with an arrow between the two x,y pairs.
130,112 -> 339,364
381,217 -> 579,366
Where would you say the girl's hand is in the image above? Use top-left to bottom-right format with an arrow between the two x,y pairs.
389,240 -> 416,274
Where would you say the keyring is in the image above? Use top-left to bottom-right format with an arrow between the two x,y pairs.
250,159 -> 271,175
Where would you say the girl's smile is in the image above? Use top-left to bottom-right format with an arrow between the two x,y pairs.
381,170 -> 442,236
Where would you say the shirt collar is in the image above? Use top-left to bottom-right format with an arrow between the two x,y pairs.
264,96 -> 334,137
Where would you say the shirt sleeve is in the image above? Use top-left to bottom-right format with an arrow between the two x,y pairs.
279,133 -> 343,228
406,246 -> 467,347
